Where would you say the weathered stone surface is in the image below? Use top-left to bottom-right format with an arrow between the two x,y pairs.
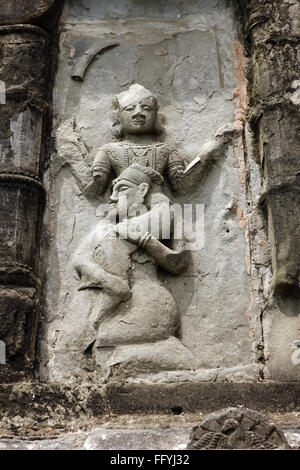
0,382 -> 300,425
0,9 -> 61,378
0,0 -> 63,30
283,428 -> 300,450
0,0 -> 299,397
188,407 -> 290,449
0,384 -> 299,449
241,0 -> 300,296
262,297 -> 300,382
0,26 -> 49,282
234,0 -> 300,382
0,420 -> 299,450
0,423 -> 299,450
40,0 -> 256,385
0,288 -> 38,380
53,77 -> 242,381
83,427 -> 191,451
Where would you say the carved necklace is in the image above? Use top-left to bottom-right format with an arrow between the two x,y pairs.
125,146 -> 154,167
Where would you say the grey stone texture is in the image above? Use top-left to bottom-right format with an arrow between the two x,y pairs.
0,402 -> 299,450
188,407 -> 290,449
244,0 -> 300,298
0,0 -> 299,418
39,0 -> 260,384
0,425 -> 298,450
238,0 -> 300,381
0,0 -> 63,30
0,424 -> 297,450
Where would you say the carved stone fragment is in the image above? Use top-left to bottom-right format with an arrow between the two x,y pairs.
54,81 -> 239,380
188,407 -> 290,450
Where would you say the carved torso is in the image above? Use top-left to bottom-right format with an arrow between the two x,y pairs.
92,141 -> 185,190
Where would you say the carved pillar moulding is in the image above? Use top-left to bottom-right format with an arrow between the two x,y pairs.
239,0 -> 300,296
0,1 -> 63,380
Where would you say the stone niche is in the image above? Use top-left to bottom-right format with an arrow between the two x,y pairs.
36,0 -> 299,385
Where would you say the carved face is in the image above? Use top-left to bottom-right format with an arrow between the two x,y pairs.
109,180 -> 149,221
118,97 -> 157,135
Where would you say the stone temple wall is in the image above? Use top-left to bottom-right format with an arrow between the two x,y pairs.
33,0 -> 300,385
0,0 -> 300,396
37,0 -> 258,384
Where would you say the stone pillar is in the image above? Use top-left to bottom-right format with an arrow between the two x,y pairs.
0,2 -> 63,381
239,0 -> 300,296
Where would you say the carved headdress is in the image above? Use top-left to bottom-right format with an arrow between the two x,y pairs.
113,84 -> 158,111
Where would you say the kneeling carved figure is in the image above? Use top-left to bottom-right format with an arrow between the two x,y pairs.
72,163 -> 199,378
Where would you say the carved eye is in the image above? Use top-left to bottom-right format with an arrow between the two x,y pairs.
118,186 -> 129,192
142,105 -> 151,111
124,106 -> 135,111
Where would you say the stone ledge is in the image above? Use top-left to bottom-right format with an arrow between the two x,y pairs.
1,425 -> 300,450
0,414 -> 299,450
0,382 -> 300,421
0,425 -> 297,450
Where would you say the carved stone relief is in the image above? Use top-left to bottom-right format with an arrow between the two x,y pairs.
188,407 -> 290,450
52,81 -> 246,380
1,0 -> 300,447
39,0 -> 259,384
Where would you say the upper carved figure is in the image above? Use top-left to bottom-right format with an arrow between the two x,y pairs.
56,83 -> 239,199
92,84 -> 185,193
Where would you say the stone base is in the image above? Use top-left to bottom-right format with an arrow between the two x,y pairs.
110,364 -> 259,384
0,404 -> 300,450
0,424 -> 299,450
1,382 -> 300,424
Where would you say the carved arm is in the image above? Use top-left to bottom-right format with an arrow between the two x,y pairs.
143,236 -> 189,275
182,122 -> 242,190
114,222 -> 188,275
56,118 -> 107,198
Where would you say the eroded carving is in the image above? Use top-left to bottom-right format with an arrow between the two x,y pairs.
71,42 -> 120,82
188,407 -> 290,450
56,83 -> 239,379
72,162 -> 197,377
57,84 -> 238,199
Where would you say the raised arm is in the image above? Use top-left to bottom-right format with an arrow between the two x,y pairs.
182,122 -> 242,192
165,147 -> 185,191
56,118 -> 109,198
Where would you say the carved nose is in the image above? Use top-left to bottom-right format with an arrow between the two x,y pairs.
132,105 -> 145,118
